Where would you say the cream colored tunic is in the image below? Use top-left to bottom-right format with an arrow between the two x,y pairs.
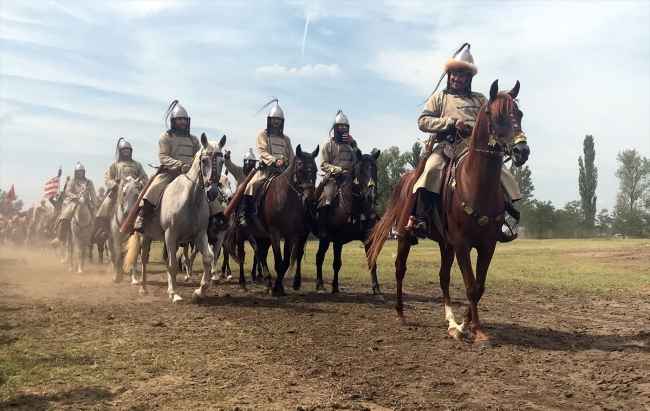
319,138 -> 358,207
60,178 -> 99,220
244,130 -> 294,196
224,157 -> 249,186
143,131 -> 201,206
413,91 -> 521,201
97,159 -> 148,218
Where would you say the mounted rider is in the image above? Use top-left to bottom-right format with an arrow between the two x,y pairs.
134,101 -> 202,233
317,110 -> 359,238
412,43 -> 521,243
224,148 -> 258,187
239,99 -> 295,229
96,138 -> 148,232
54,162 -> 99,242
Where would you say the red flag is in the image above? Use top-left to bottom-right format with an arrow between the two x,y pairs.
5,185 -> 16,204
44,176 -> 60,198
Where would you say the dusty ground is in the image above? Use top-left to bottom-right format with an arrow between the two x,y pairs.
0,243 -> 649,411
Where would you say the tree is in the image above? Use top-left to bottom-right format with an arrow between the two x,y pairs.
508,163 -> 534,230
555,200 -> 583,238
374,146 -> 409,216
596,208 -> 612,236
526,200 -> 556,239
0,189 -> 6,216
404,142 -> 423,170
612,149 -> 650,237
578,135 -> 598,236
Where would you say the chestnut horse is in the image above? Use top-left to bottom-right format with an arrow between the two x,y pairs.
366,80 -> 530,348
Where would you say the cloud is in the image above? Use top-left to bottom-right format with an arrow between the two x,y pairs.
0,104 -> 23,124
254,64 -> 341,78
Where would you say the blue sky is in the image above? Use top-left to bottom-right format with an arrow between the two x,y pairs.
1,0 -> 649,213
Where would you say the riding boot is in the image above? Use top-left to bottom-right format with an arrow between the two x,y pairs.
413,189 -> 437,239
499,201 -> 520,243
133,200 -> 154,233
239,195 -> 253,229
317,206 -> 330,239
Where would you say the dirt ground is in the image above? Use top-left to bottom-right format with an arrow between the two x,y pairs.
1,245 -> 649,411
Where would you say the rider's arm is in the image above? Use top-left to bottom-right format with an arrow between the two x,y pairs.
320,140 -> 342,175
158,132 -> 183,171
285,135 -> 295,165
256,131 -> 277,167
88,181 -> 99,208
417,93 -> 456,134
224,157 -> 245,182
104,162 -> 118,191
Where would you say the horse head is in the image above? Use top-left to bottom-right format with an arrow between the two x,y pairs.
353,149 -> 381,206
198,133 -> 226,202
293,144 -> 319,205
218,173 -> 234,204
484,80 -> 530,166
119,176 -> 139,217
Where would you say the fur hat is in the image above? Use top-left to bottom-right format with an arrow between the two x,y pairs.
443,43 -> 477,76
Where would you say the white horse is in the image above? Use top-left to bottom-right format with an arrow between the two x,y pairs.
109,176 -> 140,284
70,185 -> 94,273
123,134 -> 226,303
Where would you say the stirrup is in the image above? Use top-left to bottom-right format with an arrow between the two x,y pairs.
499,220 -> 518,243
133,216 -> 146,233
412,217 -> 428,239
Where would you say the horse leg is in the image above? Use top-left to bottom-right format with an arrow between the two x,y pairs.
237,246 -> 247,291
113,232 -> 123,283
331,241 -> 343,298
139,235 -> 151,296
164,235 -> 182,303
271,235 -> 293,298
251,236 -> 272,293
364,240 -> 384,301
292,233 -> 308,291
68,233 -> 75,272
436,243 -> 465,338
394,234 -> 412,325
470,245 -> 497,348
315,239 -> 330,293
98,241 -> 105,264
183,244 -> 192,282
191,234 -> 215,303
455,244 -> 491,348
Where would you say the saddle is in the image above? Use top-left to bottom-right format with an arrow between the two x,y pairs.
247,170 -> 283,237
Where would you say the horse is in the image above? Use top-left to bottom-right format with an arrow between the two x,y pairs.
291,150 -> 384,300
232,144 -> 319,298
69,184 -> 95,273
122,133 -> 226,303
366,80 -> 530,348
109,176 -> 140,284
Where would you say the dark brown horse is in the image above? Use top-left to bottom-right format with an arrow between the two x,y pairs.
292,150 -> 384,300
366,80 -> 530,348
231,144 -> 319,298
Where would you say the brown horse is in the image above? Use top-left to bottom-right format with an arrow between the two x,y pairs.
291,150 -> 384,300
234,144 -> 319,298
366,80 -> 530,348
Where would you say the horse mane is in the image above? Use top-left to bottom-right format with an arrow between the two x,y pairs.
490,91 -> 515,119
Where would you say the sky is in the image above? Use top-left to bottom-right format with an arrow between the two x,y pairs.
1,0 -> 649,213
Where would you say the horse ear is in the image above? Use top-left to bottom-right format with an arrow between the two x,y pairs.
296,144 -> 302,158
489,80 -> 499,103
311,145 -> 320,159
372,150 -> 381,160
224,168 -> 229,176
201,133 -> 208,148
356,150 -> 362,161
508,81 -> 520,99
219,135 -> 226,149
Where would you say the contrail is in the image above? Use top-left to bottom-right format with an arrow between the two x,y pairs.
300,12 -> 310,64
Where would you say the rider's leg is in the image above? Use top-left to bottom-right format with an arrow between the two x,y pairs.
133,200 -> 154,233
412,188 -> 438,238
239,195 -> 253,229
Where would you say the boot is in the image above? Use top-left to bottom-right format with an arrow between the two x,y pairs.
412,189 -> 437,238
133,200 -> 154,234
238,195 -> 253,229
317,206 -> 330,239
499,201 -> 520,243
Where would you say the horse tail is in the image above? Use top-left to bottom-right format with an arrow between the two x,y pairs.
365,173 -> 410,269
122,233 -> 141,273
223,225 -> 243,265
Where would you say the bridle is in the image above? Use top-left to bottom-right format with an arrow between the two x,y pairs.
71,186 -> 94,230
183,149 -> 223,190
282,156 -> 316,203
339,159 -> 378,220
473,100 -> 527,158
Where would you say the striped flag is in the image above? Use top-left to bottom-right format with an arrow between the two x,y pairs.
43,168 -> 62,198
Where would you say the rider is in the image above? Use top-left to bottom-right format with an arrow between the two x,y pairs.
239,99 -> 295,229
134,101 -> 201,233
54,162 -> 99,243
96,138 -> 148,232
412,43 -> 521,243
38,199 -> 51,215
317,110 -> 359,238
224,148 -> 257,187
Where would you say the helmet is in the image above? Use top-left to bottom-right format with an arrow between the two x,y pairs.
256,98 -> 285,136
75,162 -> 85,172
171,103 -> 189,119
164,100 -> 191,134
268,103 -> 284,119
331,110 -> 350,142
243,148 -> 257,161
118,138 -> 132,150
334,110 -> 349,126
443,43 -> 477,75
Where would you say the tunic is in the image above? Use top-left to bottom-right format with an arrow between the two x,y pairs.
59,178 -> 99,220
96,159 -> 148,218
244,130 -> 295,196
319,138 -> 358,208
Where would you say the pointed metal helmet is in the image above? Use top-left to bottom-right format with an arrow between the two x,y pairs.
118,138 -> 132,150
443,43 -> 477,75
75,162 -> 85,172
268,103 -> 284,119
334,110 -> 349,126
243,148 -> 257,161
170,102 -> 189,119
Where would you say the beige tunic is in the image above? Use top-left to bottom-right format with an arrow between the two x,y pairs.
60,178 -> 99,220
224,157 -> 249,187
143,131 -> 201,206
319,138 -> 358,207
413,91 -> 521,201
244,130 -> 295,196
97,159 -> 148,218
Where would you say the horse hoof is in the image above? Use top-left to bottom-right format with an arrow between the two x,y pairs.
450,328 -> 469,341
172,294 -> 183,303
211,275 -> 219,282
263,286 -> 271,294
395,317 -> 407,326
239,287 -> 248,293
317,288 -> 327,294
68,267 -> 73,272
191,292 -> 204,304
139,289 -> 148,296
292,282 -> 301,291
77,269 -> 83,274
131,279 -> 139,285
474,339 -> 492,349
331,292 -> 342,298
226,275 -> 233,281
277,295 -> 289,303
114,276 -> 123,284
184,277 -> 192,283
373,294 -> 385,302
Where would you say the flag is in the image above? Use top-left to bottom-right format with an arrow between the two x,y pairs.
5,184 -> 16,204
43,168 -> 62,198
